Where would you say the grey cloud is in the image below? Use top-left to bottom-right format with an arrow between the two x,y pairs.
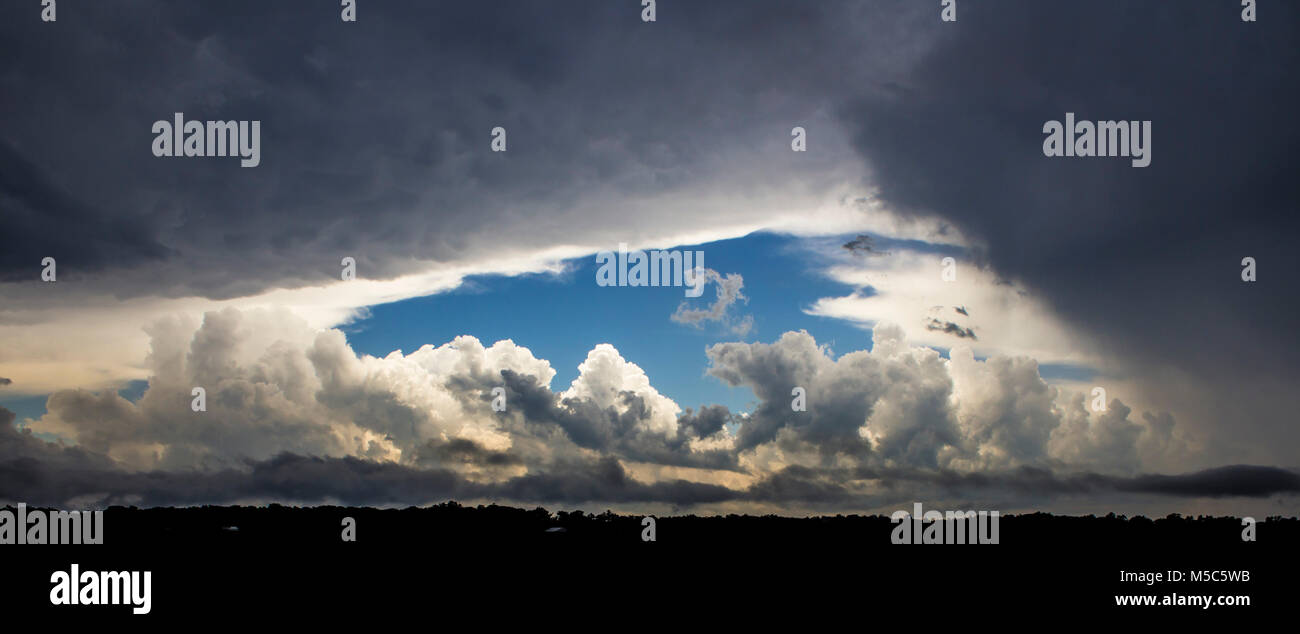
924,318 -> 976,340
413,438 -> 524,469
842,235 -> 889,257
677,405 -> 732,440
708,327 -> 1185,475
671,269 -> 751,336
707,329 -> 947,461
490,369 -> 742,472
490,456 -> 737,507
841,1 -> 1300,457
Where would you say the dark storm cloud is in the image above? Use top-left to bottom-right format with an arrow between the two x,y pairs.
844,0 -> 1300,388
0,0 -> 913,299
0,141 -> 172,281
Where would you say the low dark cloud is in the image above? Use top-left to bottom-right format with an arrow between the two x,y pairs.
413,438 -> 524,469
740,464 -> 1300,508
1115,465 -> 1300,499
3,403 -> 1291,509
0,416 -> 737,508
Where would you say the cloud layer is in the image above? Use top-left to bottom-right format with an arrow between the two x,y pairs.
4,307 -> 1281,514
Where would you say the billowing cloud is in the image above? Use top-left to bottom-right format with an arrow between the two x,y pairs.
12,306 -> 1206,504
0,307 -> 1286,513
28,308 -> 736,480
4,401 -> 1291,511
705,324 -> 1193,478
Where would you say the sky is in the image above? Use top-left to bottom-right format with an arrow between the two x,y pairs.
1,0 -> 1297,517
